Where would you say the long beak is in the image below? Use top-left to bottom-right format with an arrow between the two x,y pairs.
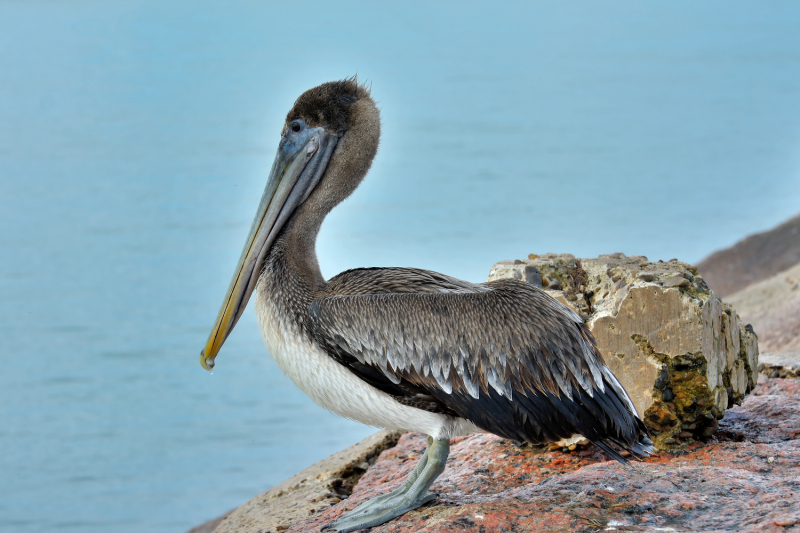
200,125 -> 337,371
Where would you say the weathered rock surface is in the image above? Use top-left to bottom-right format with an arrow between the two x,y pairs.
758,352 -> 800,380
697,212 -> 800,298
255,376 -> 800,533
488,253 -> 758,448
726,261 -> 800,354
211,431 -> 400,533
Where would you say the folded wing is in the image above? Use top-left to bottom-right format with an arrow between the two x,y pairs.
308,269 -> 652,459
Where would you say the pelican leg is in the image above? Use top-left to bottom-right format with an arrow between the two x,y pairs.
324,437 -> 450,533
338,436 -> 433,515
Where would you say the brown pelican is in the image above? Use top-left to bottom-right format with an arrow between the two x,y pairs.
200,78 -> 653,532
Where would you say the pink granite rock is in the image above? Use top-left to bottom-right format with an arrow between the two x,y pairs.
278,377 -> 800,533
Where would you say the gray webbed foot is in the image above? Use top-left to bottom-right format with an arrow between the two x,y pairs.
322,437 -> 449,532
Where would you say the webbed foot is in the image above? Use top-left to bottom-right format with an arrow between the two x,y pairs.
322,437 -> 449,532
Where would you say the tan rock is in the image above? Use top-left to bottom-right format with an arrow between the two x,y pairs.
212,431 -> 401,533
555,434 -> 590,449
725,261 -> 800,354
697,212 -> 800,297
758,352 -> 800,379
488,253 -> 759,447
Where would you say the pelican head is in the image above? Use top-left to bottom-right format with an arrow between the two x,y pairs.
200,78 -> 380,371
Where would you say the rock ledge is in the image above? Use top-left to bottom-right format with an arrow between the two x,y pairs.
217,375 -> 799,533
212,431 -> 401,533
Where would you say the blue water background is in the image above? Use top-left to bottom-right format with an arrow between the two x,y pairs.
1,1 -> 799,532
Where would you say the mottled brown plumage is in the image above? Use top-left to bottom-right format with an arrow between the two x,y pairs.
254,78 -> 652,460
307,271 -> 645,449
286,79 -> 364,134
204,77 -> 653,532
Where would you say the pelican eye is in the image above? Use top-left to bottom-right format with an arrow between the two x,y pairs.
291,121 -> 302,133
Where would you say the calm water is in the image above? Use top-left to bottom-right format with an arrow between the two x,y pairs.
1,2 -> 799,532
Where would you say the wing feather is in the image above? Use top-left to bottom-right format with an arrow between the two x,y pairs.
309,270 -> 649,454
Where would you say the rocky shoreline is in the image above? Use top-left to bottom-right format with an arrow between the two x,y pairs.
697,213 -> 800,298
191,213 -> 800,533
202,371 -> 800,533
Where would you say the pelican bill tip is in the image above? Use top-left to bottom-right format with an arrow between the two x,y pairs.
199,349 -> 216,372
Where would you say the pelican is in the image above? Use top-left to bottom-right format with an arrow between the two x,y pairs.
200,78 -> 653,532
